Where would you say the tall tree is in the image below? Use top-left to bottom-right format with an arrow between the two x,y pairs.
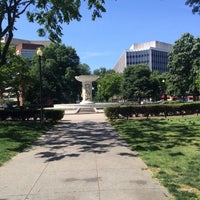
150,71 -> 168,101
186,0 -> 200,14
0,46 -> 30,105
168,33 -> 200,97
121,64 -> 152,102
93,67 -> 115,77
92,67 -> 114,100
96,72 -> 123,102
78,63 -> 91,75
25,43 -> 81,104
0,0 -> 106,66
193,58 -> 200,96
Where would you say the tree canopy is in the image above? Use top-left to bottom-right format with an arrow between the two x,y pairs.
25,43 -> 84,104
93,67 -> 115,77
0,46 -> 29,104
168,33 -> 200,97
78,63 -> 91,75
0,0 -> 106,66
121,64 -> 153,102
96,72 -> 122,102
0,0 -> 199,66
186,0 -> 200,14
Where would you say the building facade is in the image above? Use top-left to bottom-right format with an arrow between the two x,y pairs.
1,37 -> 51,58
114,41 -> 173,73
16,43 -> 46,58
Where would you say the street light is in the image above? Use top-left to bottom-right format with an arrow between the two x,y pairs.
36,48 -> 43,122
162,79 -> 167,101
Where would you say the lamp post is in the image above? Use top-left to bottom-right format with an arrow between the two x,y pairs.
162,79 -> 167,101
36,48 -> 43,122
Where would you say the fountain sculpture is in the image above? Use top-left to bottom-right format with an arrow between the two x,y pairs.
75,75 -> 99,104
53,75 -> 119,114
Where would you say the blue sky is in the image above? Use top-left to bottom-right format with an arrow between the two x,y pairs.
14,0 -> 200,72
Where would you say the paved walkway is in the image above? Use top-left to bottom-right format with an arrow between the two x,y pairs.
0,113 -> 171,200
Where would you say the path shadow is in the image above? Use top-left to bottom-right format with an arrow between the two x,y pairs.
35,120 -> 130,162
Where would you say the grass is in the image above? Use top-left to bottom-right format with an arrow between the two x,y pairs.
0,121 -> 52,166
112,116 -> 200,200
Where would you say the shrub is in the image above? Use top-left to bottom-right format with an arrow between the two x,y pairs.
0,109 -> 64,122
104,103 -> 200,120
0,110 -> 9,120
104,107 -> 120,119
44,109 -> 64,122
119,106 -> 133,119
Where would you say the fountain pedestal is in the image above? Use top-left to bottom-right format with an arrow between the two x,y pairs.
53,75 -> 119,114
75,75 -> 99,104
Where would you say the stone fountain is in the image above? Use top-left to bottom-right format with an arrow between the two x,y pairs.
75,75 -> 99,104
54,75 -> 119,114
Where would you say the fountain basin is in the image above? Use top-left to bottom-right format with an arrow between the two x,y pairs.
54,103 -> 120,114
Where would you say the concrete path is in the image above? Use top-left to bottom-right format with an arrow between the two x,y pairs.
0,113 -> 171,200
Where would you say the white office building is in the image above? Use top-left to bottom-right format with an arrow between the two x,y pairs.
114,41 -> 173,73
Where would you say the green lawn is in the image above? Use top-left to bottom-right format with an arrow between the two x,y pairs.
112,116 -> 200,200
0,121 -> 52,166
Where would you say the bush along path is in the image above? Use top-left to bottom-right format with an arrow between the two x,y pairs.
0,109 -> 64,121
104,103 -> 200,120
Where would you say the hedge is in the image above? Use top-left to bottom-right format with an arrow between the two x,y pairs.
104,103 -> 200,120
0,109 -> 64,122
